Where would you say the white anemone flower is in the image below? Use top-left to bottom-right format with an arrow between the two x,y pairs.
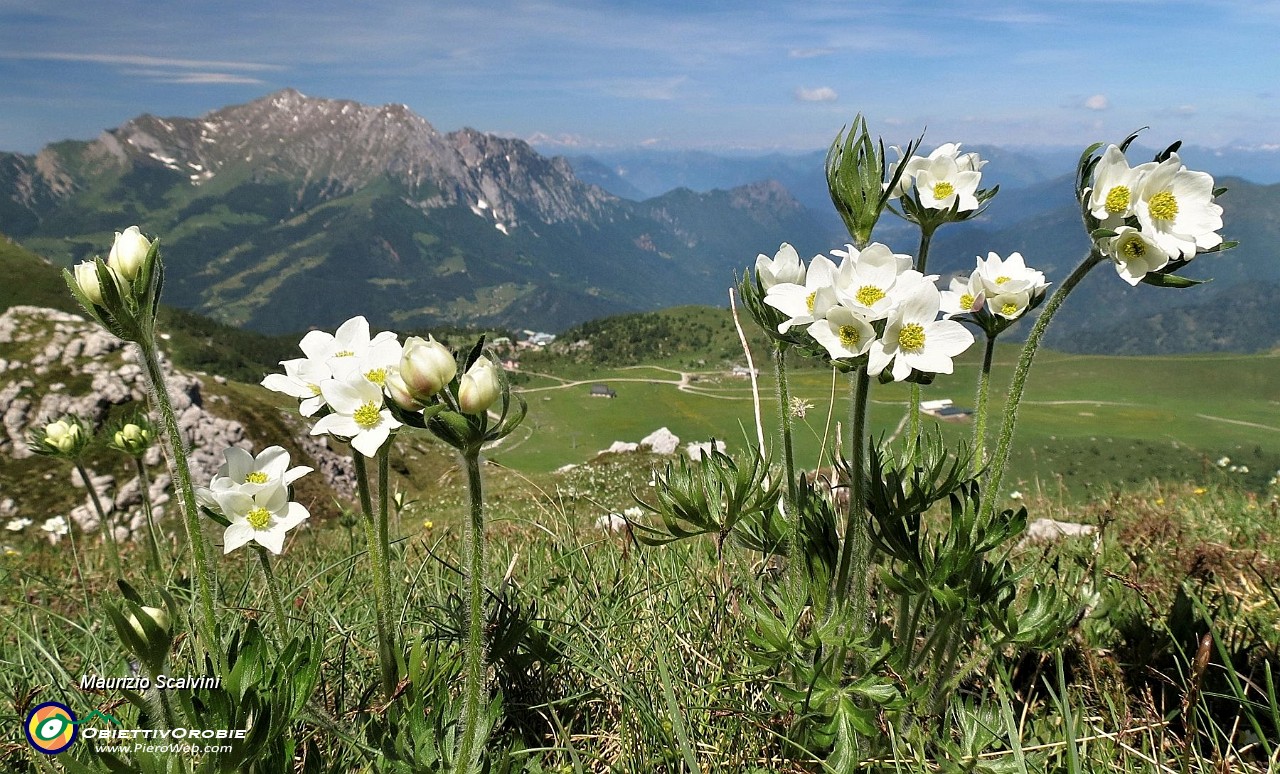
754,243 -> 806,289
311,374 -> 403,457
972,252 -> 1049,299
913,155 -> 982,212
261,357 -> 332,416
988,290 -> 1033,320
869,282 -> 975,381
939,276 -> 982,319
808,305 -> 877,360
764,254 -> 841,333
889,143 -> 986,199
41,516 -> 69,544
831,243 -> 914,321
298,316 -> 397,380
198,445 -> 312,509
1087,145 -> 1153,226
1134,153 -> 1224,260
215,482 -> 310,555
5,517 -> 32,532
1104,226 -> 1169,285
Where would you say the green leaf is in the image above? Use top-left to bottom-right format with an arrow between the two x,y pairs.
1140,272 -> 1208,288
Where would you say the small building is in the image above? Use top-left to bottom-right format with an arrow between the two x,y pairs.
730,365 -> 759,378
921,399 -> 972,422
589,384 -> 617,398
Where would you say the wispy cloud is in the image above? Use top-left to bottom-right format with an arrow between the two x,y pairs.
796,86 -> 838,103
121,70 -> 268,85
592,76 -> 689,101
0,51 -> 283,72
789,47 -> 834,58
1084,94 -> 1109,111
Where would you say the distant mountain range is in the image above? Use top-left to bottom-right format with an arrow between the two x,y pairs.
1,89 -> 1278,353
0,89 -> 835,333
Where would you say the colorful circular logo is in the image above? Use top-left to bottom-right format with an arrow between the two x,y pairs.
25,701 -> 78,754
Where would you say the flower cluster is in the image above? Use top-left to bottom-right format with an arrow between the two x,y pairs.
27,415 -> 91,459
1082,141 -> 1228,286
940,252 -> 1051,336
66,226 -> 164,342
757,242 -> 975,381
889,143 -> 995,227
196,446 -> 313,555
262,316 -> 513,457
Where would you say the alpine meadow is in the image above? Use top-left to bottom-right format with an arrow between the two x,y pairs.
1,89 -> 1279,774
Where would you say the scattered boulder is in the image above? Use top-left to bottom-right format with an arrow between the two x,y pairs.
640,427 -> 680,455
1021,518 -> 1098,548
600,441 -> 639,455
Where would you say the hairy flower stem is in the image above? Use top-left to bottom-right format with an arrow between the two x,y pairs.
456,449 -> 488,772
137,337 -> 218,657
833,367 -> 871,623
907,226 -> 937,456
971,335 -> 997,475
75,459 -> 124,580
984,249 -> 1105,519
255,548 -> 290,640
133,457 -> 167,582
353,452 -> 396,699
65,519 -> 91,612
772,344 -> 799,537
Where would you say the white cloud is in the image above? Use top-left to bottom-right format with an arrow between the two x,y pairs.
796,86 -> 838,103
1084,94 -> 1109,111
788,47 -> 834,58
0,51 -> 283,72
121,69 -> 267,85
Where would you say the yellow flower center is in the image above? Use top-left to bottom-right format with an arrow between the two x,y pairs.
855,285 -> 886,307
364,367 -> 387,386
1148,191 -> 1179,221
1104,185 -> 1130,214
1001,302 -> 1019,316
838,325 -> 861,349
995,276 -> 1011,285
898,323 -> 926,352
246,506 -> 271,530
333,350 -> 355,358
245,472 -> 269,484
1121,238 -> 1146,260
959,293 -> 975,311
932,181 -> 955,199
353,401 -> 382,429
805,291 -> 817,313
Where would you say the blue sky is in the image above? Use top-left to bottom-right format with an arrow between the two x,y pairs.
2,0 -> 1278,154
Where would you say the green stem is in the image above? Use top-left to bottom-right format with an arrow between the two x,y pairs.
773,344 -> 799,527
134,456 -> 167,581
907,226 -> 937,456
353,452 -> 396,698
983,250 -> 1105,518
255,548 -> 290,640
456,449 -> 488,772
971,335 -> 997,476
833,367 -> 871,618
64,516 -> 91,613
75,459 -> 123,580
138,337 -> 218,658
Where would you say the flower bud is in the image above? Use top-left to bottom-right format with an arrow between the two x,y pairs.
458,358 -> 502,415
45,419 -> 83,454
107,226 -> 151,282
400,335 -> 456,401
383,370 -> 423,411
73,260 -> 129,306
128,605 -> 170,640
111,421 -> 153,456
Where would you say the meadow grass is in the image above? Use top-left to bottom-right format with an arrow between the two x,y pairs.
4,434 -> 1279,771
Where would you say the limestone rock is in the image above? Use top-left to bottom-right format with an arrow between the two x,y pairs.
640,427 -> 680,455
